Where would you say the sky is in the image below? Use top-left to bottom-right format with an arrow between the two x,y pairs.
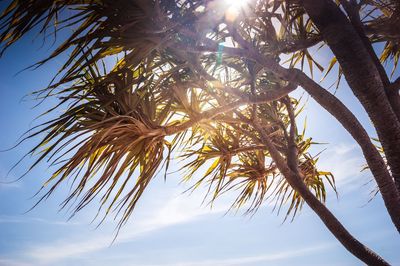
0,3 -> 400,266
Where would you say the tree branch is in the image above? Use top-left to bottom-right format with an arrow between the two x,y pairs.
283,97 -> 298,174
163,83 -> 296,136
293,68 -> 400,233
302,0 -> 400,195
251,119 -> 390,266
170,23 -> 400,233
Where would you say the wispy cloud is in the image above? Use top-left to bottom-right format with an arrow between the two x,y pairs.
0,182 -> 22,189
154,243 -> 334,266
0,215 -> 80,226
106,242 -> 336,266
0,241 -> 336,266
0,259 -> 30,266
19,191 -> 231,265
317,143 -> 368,189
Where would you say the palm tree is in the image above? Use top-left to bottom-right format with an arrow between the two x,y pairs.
1,0 -> 400,265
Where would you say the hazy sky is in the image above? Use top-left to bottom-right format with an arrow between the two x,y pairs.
0,4 -> 399,266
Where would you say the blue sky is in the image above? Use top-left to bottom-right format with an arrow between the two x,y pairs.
0,6 -> 400,266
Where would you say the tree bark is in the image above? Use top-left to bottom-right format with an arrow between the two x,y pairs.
339,0 -> 400,122
301,0 -> 400,193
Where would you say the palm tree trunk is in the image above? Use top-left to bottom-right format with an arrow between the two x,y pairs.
339,0 -> 400,122
248,53 -> 400,233
292,68 -> 400,234
289,173 -> 390,266
301,0 -> 400,194
255,126 -> 390,265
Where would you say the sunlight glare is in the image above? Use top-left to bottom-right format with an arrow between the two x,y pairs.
224,0 -> 248,22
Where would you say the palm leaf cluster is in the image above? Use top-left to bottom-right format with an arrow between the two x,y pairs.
0,0 -> 340,228
364,0 -> 400,75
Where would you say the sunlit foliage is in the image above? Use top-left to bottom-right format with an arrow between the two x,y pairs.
2,0 -> 397,230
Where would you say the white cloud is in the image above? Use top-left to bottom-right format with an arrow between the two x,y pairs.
0,259 -> 30,266
20,190 -> 231,265
130,242 -> 335,266
316,143 -> 368,189
0,182 -> 22,189
0,215 -> 80,226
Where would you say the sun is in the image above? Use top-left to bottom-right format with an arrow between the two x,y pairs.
224,0 -> 248,22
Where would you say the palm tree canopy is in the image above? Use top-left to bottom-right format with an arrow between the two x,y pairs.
2,0 -> 398,230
